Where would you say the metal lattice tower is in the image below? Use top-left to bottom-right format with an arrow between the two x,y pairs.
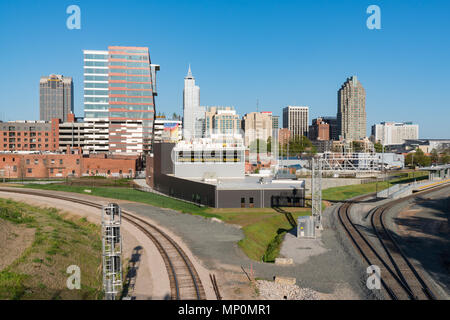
311,156 -> 323,230
102,203 -> 123,300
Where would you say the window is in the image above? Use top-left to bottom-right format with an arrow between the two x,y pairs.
51,159 -> 55,164
249,197 -> 254,208
34,159 -> 38,165
50,168 -> 54,174
76,159 -> 80,165
27,168 -> 32,173
59,159 -> 63,165
241,197 -> 245,208
26,159 -> 30,165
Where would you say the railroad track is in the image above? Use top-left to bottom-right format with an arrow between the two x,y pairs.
0,187 -> 207,300
338,184 -> 449,300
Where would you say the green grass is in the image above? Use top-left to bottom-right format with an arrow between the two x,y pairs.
209,208 -> 311,261
21,183 -> 216,218
0,198 -> 103,300
322,171 -> 429,202
18,173 -> 426,263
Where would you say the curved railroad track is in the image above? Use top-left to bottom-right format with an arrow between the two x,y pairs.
337,183 -> 449,300
0,187 -> 207,300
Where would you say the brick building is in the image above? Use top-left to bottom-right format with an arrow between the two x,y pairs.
309,117 -> 330,141
0,151 -> 139,179
278,128 -> 290,146
0,120 -> 59,152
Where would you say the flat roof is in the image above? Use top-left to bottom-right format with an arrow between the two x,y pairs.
169,175 -> 305,190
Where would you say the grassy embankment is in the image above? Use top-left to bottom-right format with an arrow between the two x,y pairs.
16,171 -> 427,263
322,171 -> 428,201
0,198 -> 102,299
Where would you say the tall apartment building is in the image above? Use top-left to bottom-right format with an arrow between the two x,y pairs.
309,117 -> 330,141
204,106 -> 241,137
183,66 -> 205,139
40,75 -> 73,122
83,46 -> 159,154
282,106 -> 309,138
242,111 -> 273,147
372,122 -> 419,146
337,76 -> 366,141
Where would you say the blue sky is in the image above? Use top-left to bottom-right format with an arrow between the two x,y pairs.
0,0 -> 449,138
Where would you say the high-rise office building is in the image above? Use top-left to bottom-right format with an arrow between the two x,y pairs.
337,76 -> 366,141
282,106 -> 309,138
204,106 -> 241,137
183,66 -> 204,139
83,46 -> 159,154
371,122 -> 419,146
242,111 -> 272,147
40,75 -> 73,122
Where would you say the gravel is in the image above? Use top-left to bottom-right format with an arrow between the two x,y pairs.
257,280 -> 320,300
122,200 -> 378,299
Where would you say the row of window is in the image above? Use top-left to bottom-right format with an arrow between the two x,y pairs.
3,132 -> 49,136
110,61 -> 149,68
2,144 -> 55,148
84,61 -> 108,67
109,76 -> 151,82
109,97 -> 153,103
109,90 -> 152,96
109,68 -> 150,75
3,138 -> 51,142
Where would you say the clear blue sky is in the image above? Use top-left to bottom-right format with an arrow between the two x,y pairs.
0,0 -> 449,138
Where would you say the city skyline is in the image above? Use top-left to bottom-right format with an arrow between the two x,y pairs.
0,1 -> 449,138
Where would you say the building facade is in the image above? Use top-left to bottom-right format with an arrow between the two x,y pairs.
371,122 -> 419,146
322,116 -> 339,140
204,106 -> 241,137
242,111 -> 273,147
0,152 -> 139,179
309,117 -> 330,141
40,75 -> 73,122
278,128 -> 290,146
0,120 -> 59,152
83,46 -> 159,154
282,106 -> 309,138
182,66 -> 204,140
337,76 -> 366,141
271,115 -> 279,129
153,119 -> 182,142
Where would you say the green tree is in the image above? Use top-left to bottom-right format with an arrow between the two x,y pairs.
249,139 -> 267,154
266,136 -> 272,153
430,149 -> 439,164
374,142 -> 383,153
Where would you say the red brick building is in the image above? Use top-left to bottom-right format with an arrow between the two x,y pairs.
0,120 -> 59,152
0,151 -> 139,179
309,117 -> 330,141
278,128 -> 290,146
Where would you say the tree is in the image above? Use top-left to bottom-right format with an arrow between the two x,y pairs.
352,141 -> 364,153
374,142 -> 383,153
266,136 -> 272,153
430,149 -> 439,164
249,139 -> 267,154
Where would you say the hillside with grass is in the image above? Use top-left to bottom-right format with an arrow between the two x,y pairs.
0,198 -> 102,300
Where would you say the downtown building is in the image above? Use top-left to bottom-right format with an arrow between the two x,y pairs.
282,106 -> 309,138
337,76 -> 366,141
241,111 -> 273,147
371,122 -> 419,146
40,74 -> 73,122
83,46 -> 159,154
183,66 -> 205,140
204,106 -> 241,137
